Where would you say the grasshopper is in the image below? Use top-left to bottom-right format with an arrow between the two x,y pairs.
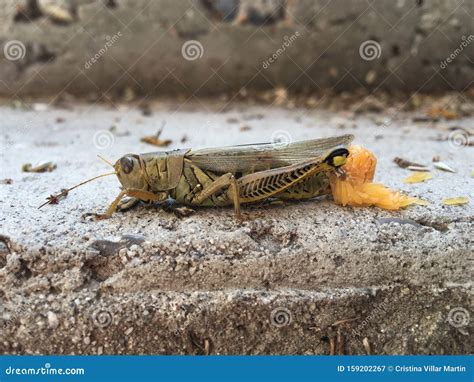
40,134 -> 353,219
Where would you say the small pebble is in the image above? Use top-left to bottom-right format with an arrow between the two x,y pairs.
47,311 -> 59,329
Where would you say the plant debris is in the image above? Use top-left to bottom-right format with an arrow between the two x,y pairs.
109,125 -> 130,137
0,178 -> 13,185
22,162 -> 57,173
140,103 -> 152,116
427,107 -> 458,120
351,95 -> 385,113
173,206 -> 195,218
407,165 -> 430,172
433,162 -> 456,173
362,337 -> 372,355
273,87 -> 288,106
141,126 -> 172,147
403,172 -> 433,184
42,4 -> 74,25
239,125 -> 252,131
41,189 -> 69,207
393,157 -> 427,170
442,197 -> 469,206
412,114 -> 432,122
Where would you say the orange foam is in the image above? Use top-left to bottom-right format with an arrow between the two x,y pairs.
330,145 -> 424,210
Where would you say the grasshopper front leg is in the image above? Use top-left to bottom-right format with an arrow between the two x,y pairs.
90,189 -> 167,220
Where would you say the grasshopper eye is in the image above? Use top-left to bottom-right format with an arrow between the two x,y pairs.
120,156 -> 134,174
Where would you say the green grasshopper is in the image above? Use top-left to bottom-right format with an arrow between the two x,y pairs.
40,134 -> 353,218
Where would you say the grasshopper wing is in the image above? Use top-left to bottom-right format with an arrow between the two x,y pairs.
187,134 -> 354,173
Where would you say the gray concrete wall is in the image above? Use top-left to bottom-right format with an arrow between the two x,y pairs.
0,0 -> 473,97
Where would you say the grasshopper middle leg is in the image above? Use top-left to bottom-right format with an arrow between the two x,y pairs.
191,173 -> 242,218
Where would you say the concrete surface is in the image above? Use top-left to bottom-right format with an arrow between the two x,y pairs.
1,0 -> 473,97
0,99 -> 473,354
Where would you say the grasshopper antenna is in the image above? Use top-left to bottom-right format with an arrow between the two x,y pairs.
97,154 -> 114,168
38,172 -> 116,209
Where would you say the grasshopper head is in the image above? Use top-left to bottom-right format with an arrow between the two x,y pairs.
114,154 -> 148,190
324,148 -> 350,168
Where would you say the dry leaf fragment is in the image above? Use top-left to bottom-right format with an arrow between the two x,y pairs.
442,197 -> 469,206
433,162 -> 456,173
22,162 -> 57,173
140,103 -> 152,116
0,178 -> 13,185
428,107 -> 458,120
274,87 -> 288,106
394,157 -> 427,169
412,114 -> 432,122
42,5 -> 74,24
410,199 -> 429,206
407,165 -> 430,172
362,337 -> 371,355
403,172 -> 433,184
141,126 -> 172,147
239,125 -> 252,131
109,125 -> 130,137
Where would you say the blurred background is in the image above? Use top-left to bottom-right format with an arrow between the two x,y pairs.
0,0 -> 473,103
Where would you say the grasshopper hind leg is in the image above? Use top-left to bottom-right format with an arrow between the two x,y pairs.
274,172 -> 331,201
